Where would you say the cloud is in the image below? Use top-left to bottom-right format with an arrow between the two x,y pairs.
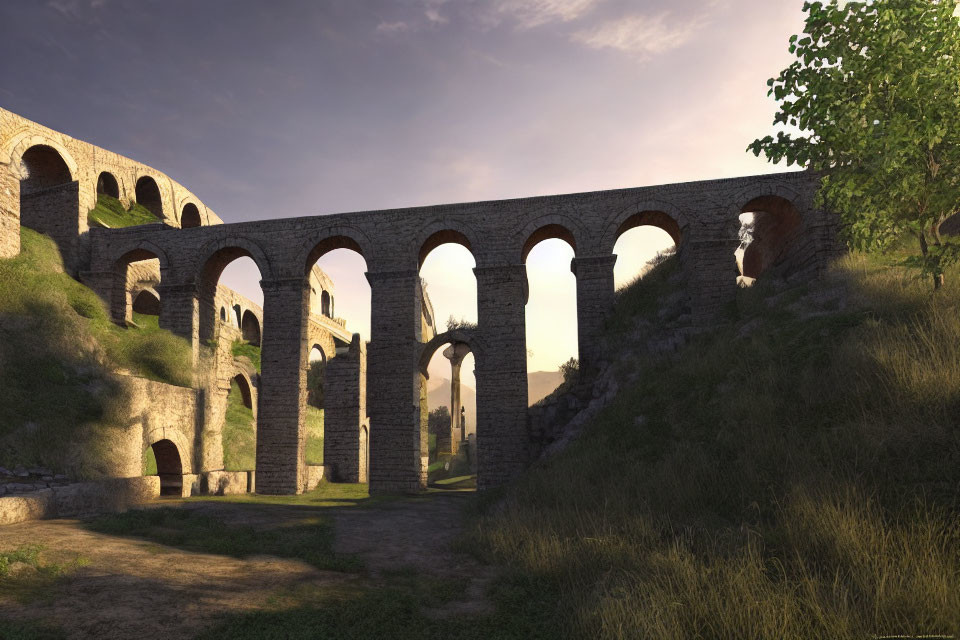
375,21 -> 410,34
488,0 -> 601,29
572,12 -> 705,57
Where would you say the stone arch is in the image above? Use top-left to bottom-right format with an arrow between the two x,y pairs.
321,290 -> 331,317
418,328 -> 485,377
416,221 -> 481,269
599,202 -> 686,256
241,309 -> 261,346
180,202 -> 202,228
233,304 -> 242,328
194,238 -> 273,343
112,243 -> 168,324
219,306 -> 227,323
521,222 -> 579,263
96,171 -> 120,199
309,343 -> 327,364
299,227 -> 371,275
232,372 -> 254,410
134,176 -> 164,219
150,439 -> 183,496
737,194 -> 803,280
3,133 -> 79,181
13,144 -> 80,265
133,288 -> 161,316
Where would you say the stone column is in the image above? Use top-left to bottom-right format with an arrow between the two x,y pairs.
680,238 -> 740,326
365,269 -> 423,494
324,334 -> 366,482
442,342 -> 470,455
0,162 -> 19,259
156,282 -> 199,364
255,276 -> 309,495
474,264 -> 529,490
571,255 -> 617,374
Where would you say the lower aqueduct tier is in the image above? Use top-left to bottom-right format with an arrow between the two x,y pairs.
0,107 -> 841,498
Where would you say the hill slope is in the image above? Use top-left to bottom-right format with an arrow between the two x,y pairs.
0,228 -> 192,477
469,252 -> 960,638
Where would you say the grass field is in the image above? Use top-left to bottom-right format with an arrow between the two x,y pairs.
464,251 -> 960,638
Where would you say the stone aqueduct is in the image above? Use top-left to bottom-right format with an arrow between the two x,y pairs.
0,107 -> 840,495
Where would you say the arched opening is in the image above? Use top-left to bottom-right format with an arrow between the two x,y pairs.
113,248 -> 163,326
181,203 -> 202,228
306,236 -> 370,483
612,211 -> 680,289
19,145 -> 72,194
148,439 -> 183,497
524,227 -> 578,405
220,306 -> 227,323
359,425 -> 369,485
96,171 -> 120,199
133,289 -> 160,315
17,145 -> 78,265
223,373 -> 256,471
241,310 -> 261,346
135,176 -> 163,219
233,373 -> 253,409
420,337 -> 477,490
736,196 -> 802,283
233,304 -> 242,328
307,344 -> 327,466
200,248 -> 266,349
321,290 -> 331,317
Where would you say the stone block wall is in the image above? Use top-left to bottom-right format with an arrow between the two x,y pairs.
324,335 -> 368,482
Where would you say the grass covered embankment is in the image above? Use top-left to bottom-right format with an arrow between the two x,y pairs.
467,252 -> 960,638
224,342 -> 324,469
87,195 -> 160,229
0,228 -> 192,477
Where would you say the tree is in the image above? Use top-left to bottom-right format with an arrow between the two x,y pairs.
748,0 -> 960,287
307,360 -> 325,408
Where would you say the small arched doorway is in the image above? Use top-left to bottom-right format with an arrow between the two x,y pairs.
135,176 -> 163,219
150,439 -> 183,497
241,310 -> 261,346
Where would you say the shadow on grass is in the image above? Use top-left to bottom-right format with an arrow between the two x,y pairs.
196,571 -> 562,640
0,619 -> 66,640
86,505 -> 360,572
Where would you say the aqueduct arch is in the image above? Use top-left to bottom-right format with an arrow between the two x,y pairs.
79,162 -> 838,495
134,176 -> 163,219
97,171 -> 120,199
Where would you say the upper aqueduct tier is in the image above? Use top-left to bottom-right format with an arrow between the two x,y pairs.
0,106 -> 842,495
0,108 -> 223,271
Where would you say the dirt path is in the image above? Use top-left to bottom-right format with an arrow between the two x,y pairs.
0,491 -> 491,639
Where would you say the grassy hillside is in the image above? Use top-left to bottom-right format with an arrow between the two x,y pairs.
87,194 -> 161,228
223,380 -> 256,471
0,228 -> 192,477
468,251 -> 960,639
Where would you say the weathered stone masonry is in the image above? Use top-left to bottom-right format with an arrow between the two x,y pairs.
1,107 -> 843,495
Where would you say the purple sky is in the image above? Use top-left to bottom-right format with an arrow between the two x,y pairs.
1,0 -> 805,381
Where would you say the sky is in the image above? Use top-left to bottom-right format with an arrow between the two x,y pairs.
0,0 -> 805,384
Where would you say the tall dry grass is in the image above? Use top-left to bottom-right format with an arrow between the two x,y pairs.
469,253 -> 960,639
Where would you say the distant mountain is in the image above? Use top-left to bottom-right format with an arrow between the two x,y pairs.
527,370 -> 564,405
426,370 -> 564,435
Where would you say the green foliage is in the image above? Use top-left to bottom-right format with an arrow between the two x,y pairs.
142,446 -> 157,476
305,406 -> 324,465
307,359 -> 325,408
0,228 -> 191,476
87,195 -> 160,228
559,357 -> 578,386
223,380 -> 256,471
467,255 -> 960,638
88,507 -> 356,571
231,340 -> 261,372
749,0 -> 960,285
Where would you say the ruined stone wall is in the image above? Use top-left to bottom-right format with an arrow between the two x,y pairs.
324,335 -> 368,482
0,107 -> 224,271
